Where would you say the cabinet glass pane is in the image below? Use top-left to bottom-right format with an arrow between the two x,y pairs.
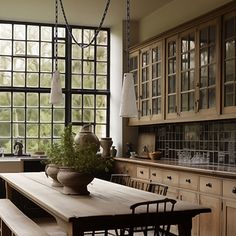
225,60 -> 235,82
209,65 -> 216,86
168,75 -> 176,93
181,72 -> 188,91
225,18 -> 235,38
225,40 -> 235,59
142,101 -> 149,116
168,42 -> 176,57
209,88 -> 216,108
224,84 -> 234,106
152,47 -> 161,61
181,93 -> 188,111
200,28 -> 208,47
152,63 -> 161,78
168,95 -> 176,113
152,98 -> 161,114
199,24 -> 216,110
200,89 -> 207,109
200,49 -> 208,66
168,59 -> 176,74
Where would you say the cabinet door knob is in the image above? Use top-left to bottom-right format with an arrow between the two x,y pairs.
140,171 -> 144,174
206,183 -> 212,188
152,173 -> 156,177
186,179 -> 191,183
232,187 -> 236,194
167,176 -> 172,180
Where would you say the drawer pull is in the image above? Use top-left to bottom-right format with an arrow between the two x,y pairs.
140,171 -> 144,174
206,183 -> 212,188
186,179 -> 191,183
152,173 -> 156,177
167,176 -> 172,180
232,187 -> 236,194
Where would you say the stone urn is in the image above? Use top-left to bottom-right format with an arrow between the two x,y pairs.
45,164 -> 63,187
74,124 -> 100,152
100,137 -> 113,157
57,167 -> 94,195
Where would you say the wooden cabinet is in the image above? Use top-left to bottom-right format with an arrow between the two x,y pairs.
223,180 -> 236,236
114,158 -> 236,236
127,3 -> 236,126
179,190 -> 199,236
129,41 -> 165,125
222,11 -> 236,117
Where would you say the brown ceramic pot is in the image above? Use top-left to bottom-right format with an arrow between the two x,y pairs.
57,167 -> 94,195
45,164 -> 63,187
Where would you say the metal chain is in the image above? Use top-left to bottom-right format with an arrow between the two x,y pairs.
58,0 -> 111,49
55,0 -> 58,70
126,0 -> 131,72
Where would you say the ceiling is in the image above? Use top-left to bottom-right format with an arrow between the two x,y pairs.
60,0 -> 174,27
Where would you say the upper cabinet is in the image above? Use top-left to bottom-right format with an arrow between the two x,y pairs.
129,41 -> 164,125
128,2 -> 236,126
222,11 -> 236,116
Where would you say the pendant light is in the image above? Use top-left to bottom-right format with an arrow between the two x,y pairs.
50,0 -> 63,105
50,0 -> 111,105
119,0 -> 138,118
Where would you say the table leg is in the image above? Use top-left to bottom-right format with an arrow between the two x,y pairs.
4,182 -> 13,200
178,218 -> 192,236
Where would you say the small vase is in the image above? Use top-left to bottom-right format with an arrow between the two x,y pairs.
45,164 -> 63,187
57,167 -> 94,195
100,137 -> 113,157
74,124 -> 100,152
110,146 -> 117,157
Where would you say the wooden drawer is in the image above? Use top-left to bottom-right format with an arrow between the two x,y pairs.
150,168 -> 162,183
136,166 -> 149,180
200,176 -> 222,195
162,170 -> 179,187
223,179 -> 236,199
166,186 -> 179,199
179,173 -> 199,191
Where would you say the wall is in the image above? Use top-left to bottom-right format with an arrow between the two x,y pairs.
139,0 -> 232,42
139,119 -> 236,167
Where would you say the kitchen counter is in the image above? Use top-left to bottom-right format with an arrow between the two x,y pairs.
114,157 -> 236,179
0,156 -> 47,173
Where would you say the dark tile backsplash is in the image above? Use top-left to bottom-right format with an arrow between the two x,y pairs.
139,119 -> 236,166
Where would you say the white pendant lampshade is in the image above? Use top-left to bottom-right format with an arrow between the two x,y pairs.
49,70 -> 63,105
119,72 -> 138,118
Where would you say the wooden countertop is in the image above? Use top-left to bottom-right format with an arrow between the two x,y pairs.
114,157 -> 236,179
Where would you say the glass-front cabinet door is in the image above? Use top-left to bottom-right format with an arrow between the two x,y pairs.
222,12 -> 236,115
179,30 -> 196,118
197,20 -> 219,117
140,47 -> 151,118
151,41 -> 164,121
166,36 -> 179,120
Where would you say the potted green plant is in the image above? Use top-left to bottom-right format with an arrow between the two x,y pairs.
46,124 -> 113,195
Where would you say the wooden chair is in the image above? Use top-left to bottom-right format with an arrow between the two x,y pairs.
110,174 -> 131,186
128,198 -> 177,236
128,178 -> 151,192
149,182 -> 168,196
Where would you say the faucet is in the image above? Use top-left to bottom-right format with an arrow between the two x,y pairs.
14,140 -> 23,156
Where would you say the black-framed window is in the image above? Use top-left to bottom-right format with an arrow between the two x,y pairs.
0,20 -> 110,154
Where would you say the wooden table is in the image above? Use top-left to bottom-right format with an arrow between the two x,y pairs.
0,172 -> 211,236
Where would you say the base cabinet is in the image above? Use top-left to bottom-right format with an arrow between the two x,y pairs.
179,190 -> 199,236
199,195 -> 221,236
114,158 -> 236,236
223,200 -> 236,236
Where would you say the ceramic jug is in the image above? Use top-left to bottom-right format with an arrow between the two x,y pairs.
74,124 -> 100,152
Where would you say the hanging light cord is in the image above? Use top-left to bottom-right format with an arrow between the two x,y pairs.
58,0 -> 111,49
55,0 -> 58,71
126,0 -> 131,72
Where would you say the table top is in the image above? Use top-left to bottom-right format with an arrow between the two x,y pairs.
0,172 -> 210,225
